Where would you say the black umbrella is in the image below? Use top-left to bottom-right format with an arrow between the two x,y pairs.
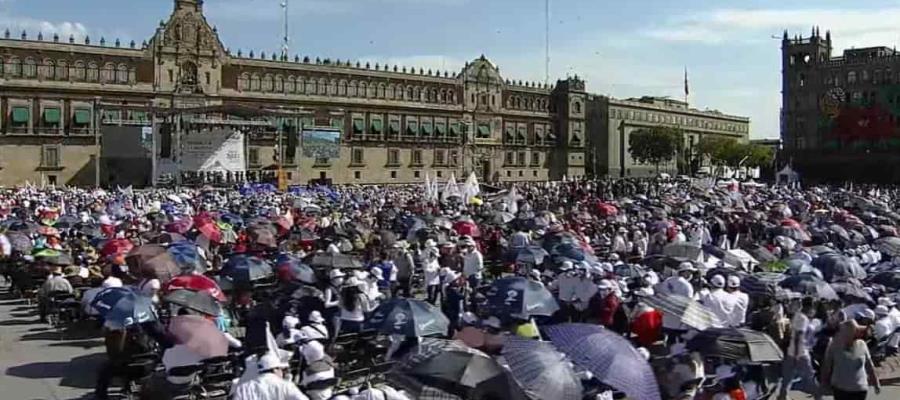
5,232 -> 32,254
812,253 -> 865,282
364,298 -> 449,337
687,328 -> 783,363
875,237 -> 900,258
740,272 -> 786,298
867,271 -> 900,289
309,253 -> 363,270
163,289 -> 222,316
779,273 -> 839,300
830,280 -> 873,303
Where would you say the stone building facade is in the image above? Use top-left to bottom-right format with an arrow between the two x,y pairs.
0,0 -> 587,187
782,28 -> 900,181
586,96 -> 749,177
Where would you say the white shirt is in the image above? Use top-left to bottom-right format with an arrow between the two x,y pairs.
462,249 -> 484,279
162,344 -> 205,372
701,289 -> 738,328
660,276 -> 694,330
787,314 -> 821,359
422,254 -> 441,286
731,290 -> 749,326
232,372 -> 309,400
874,316 -> 895,340
552,274 -> 580,302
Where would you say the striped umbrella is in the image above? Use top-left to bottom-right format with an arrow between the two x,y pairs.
641,293 -> 723,330
544,324 -> 660,400
502,337 -> 583,400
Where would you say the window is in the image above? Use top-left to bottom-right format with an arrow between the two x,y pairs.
517,127 -> 527,143
101,63 -> 114,82
449,150 -> 459,166
314,157 -> 330,166
437,171 -> 443,178
41,145 -> 60,168
117,64 -> 128,83
799,74 -> 805,87
531,152 -> 540,166
421,120 -> 433,137
206,72 -> 212,86
72,108 -> 92,127
848,71 -> 857,83
352,118 -> 365,135
388,119 -> 400,136
351,148 -> 364,165
449,122 -> 460,138
573,101 -> 582,114
414,171 -> 421,178
406,120 -> 418,136
517,151 -> 526,166
23,58 -> 36,78
518,170 -> 523,177
56,60 -> 68,80
387,149 -> 400,165
390,171 -> 397,179
10,106 -> 30,128
248,148 -> 260,166
506,170 -> 511,177
434,149 -> 446,165
371,118 -> 383,135
862,70 -> 870,81
411,150 -> 423,165
43,107 -> 61,128
504,151 -> 514,165
354,171 -> 361,180
533,170 -> 538,177
476,123 -> 490,139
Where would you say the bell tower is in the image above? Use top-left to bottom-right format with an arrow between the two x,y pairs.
781,27 -> 832,152
175,0 -> 203,11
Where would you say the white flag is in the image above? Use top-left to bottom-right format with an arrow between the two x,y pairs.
504,186 -> 519,215
424,171 -> 434,202
462,172 -> 480,203
442,172 -> 461,201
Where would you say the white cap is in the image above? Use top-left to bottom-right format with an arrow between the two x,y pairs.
560,261 -> 574,271
875,305 -> 890,317
257,352 -> 289,372
710,274 -> 726,288
369,267 -> 384,280
597,279 -> 614,290
483,316 -> 502,329
878,297 -> 896,307
302,340 -> 326,363
637,347 -> 651,360
678,262 -> 696,272
727,275 -> 741,288
102,276 -> 123,288
308,310 -> 325,324
329,269 -> 346,279
98,215 -> 113,225
283,315 -> 300,330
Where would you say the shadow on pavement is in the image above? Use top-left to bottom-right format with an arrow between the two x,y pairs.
0,318 -> 36,326
5,352 -> 105,389
47,339 -> 105,349
21,328 -> 99,342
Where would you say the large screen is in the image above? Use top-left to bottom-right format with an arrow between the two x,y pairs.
180,130 -> 246,172
302,129 -> 341,159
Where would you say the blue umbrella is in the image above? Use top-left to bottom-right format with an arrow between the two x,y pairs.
482,276 -> 559,317
90,287 -> 157,328
365,298 -> 449,337
275,254 -> 317,284
502,337 -> 583,400
218,212 -> 244,228
551,242 -> 586,262
222,255 -> 273,283
544,323 -> 661,400
167,242 -> 206,274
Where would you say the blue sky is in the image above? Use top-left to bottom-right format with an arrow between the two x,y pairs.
4,0 -> 900,139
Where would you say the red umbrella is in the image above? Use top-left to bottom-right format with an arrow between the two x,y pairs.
195,220 -> 222,244
102,238 -> 134,258
165,218 -> 193,235
164,274 -> 226,302
167,315 -> 228,359
595,202 -> 618,217
781,218 -> 801,228
453,220 -> 481,237
37,225 -> 60,237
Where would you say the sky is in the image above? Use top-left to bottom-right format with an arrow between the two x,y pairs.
5,0 -> 900,139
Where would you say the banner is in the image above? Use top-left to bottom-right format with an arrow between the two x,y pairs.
301,129 -> 340,159
180,130 -> 246,172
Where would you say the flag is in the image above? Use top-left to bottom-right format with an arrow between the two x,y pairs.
684,67 -> 689,97
431,175 -> 440,201
424,171 -> 433,202
59,197 -> 65,215
504,186 -> 519,215
462,172 -> 480,203
442,173 -> 461,202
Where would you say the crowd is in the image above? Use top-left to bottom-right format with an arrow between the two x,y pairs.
3,176 -> 900,400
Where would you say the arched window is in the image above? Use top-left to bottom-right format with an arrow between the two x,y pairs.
377,83 -> 386,98
286,76 -> 296,93
23,57 -> 37,78
7,57 -> 22,77
274,75 -> 284,92
296,77 -> 305,93
574,101 -> 581,113
440,89 -> 447,103
394,85 -> 403,100
117,64 -> 129,83
848,71 -> 857,84
329,79 -> 337,95
305,78 -> 316,94
239,73 -> 250,90
250,74 -> 261,91
348,81 -> 357,97
318,78 -> 327,95
366,82 -> 375,98
87,62 -> 99,82
56,60 -> 68,80
359,82 -> 368,98
338,80 -> 347,96
39,59 -> 54,79
406,86 -> 413,100
262,74 -> 274,91
100,62 -> 115,82
386,84 -> 395,99
448,90 -> 455,103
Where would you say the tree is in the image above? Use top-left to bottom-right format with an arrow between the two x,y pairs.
628,126 -> 681,173
744,144 -> 775,169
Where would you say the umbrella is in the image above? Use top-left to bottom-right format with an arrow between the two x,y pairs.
37,225 -> 60,237
167,242 -> 207,274
774,225 -> 811,242
168,315 -> 228,359
139,251 -> 180,283
52,215 -> 80,229
163,289 -> 222,316
830,281 -> 873,303
493,211 -> 515,224
309,253 -> 363,270
34,249 -> 73,266
165,218 -> 193,235
365,298 -> 450,337
90,286 -> 156,328
163,274 -> 226,302
544,324 -> 660,400
742,244 -> 777,263
812,253 -> 866,282
779,273 -> 839,300
875,237 -> 900,257
149,232 -> 187,245
391,338 -> 524,399
195,218 -> 222,244
502,337 -> 583,400
740,273 -> 786,297
247,225 -> 277,248
686,328 -> 783,363
482,276 -> 559,317
453,220 -> 481,237
868,271 -> 900,289
641,293 -> 723,330
595,202 -> 618,217
5,219 -> 38,234
5,232 -> 32,254
275,254 -> 317,284
663,242 -> 702,260
125,244 -> 168,271
774,235 -> 798,249
515,246 -> 550,265
222,255 -> 273,282
550,242 -> 586,262
614,263 -> 644,279
101,238 -> 134,258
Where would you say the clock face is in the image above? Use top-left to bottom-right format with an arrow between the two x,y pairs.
821,87 -> 845,117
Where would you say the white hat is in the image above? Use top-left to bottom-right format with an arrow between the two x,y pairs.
678,262 -> 696,272
424,239 -> 437,248
369,267 -> 384,280
257,352 -> 289,372
875,305 -> 890,317
483,316 -> 502,329
345,276 -> 361,287
102,276 -> 123,288
560,261 -> 574,271
878,297 -> 896,308
308,310 -> 325,324
597,279 -> 614,290
727,275 -> 741,288
283,315 -> 300,330
637,347 -> 651,360
328,269 -> 346,280
302,340 -> 326,363
710,274 -> 726,288
98,215 -> 114,225
609,253 -> 620,262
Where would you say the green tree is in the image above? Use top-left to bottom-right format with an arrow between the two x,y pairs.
744,144 -> 775,169
628,126 -> 681,173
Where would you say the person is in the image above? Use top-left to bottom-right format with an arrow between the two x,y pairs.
37,265 -> 74,322
591,279 -> 620,329
611,227 -> 628,256
95,320 -> 173,399
391,241 -> 414,298
299,341 -> 336,400
701,275 -> 738,327
778,297 -> 823,400
821,320 -> 881,400
660,262 -> 696,343
336,277 -> 369,336
135,271 -> 161,304
460,236 -> 483,289
420,240 -> 442,304
323,269 -> 344,335
630,297 -> 663,347
233,352 -> 309,400
726,275 -> 748,327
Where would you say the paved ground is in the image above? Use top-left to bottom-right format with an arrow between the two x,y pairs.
2,283 -> 900,400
